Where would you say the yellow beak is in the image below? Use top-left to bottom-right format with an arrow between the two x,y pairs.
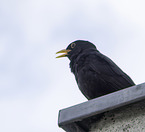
56,49 -> 71,58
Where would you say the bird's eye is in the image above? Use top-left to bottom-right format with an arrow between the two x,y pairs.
71,43 -> 76,48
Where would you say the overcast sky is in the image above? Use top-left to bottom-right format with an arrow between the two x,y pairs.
1,0 -> 145,132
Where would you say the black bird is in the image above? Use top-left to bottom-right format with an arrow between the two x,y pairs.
56,40 -> 135,100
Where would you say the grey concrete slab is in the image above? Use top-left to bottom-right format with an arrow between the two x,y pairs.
58,83 -> 145,132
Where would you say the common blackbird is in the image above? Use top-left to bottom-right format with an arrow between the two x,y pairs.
56,40 -> 135,100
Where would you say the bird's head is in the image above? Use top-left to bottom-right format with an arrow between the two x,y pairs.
56,40 -> 97,60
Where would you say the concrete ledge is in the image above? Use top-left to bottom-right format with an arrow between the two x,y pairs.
58,83 -> 145,132
90,98 -> 145,131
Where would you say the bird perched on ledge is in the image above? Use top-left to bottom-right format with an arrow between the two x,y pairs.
56,40 -> 135,100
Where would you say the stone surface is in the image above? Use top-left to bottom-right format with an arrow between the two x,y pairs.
58,83 -> 145,132
90,99 -> 145,132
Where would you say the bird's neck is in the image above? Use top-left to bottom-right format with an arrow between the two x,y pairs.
69,48 -> 98,74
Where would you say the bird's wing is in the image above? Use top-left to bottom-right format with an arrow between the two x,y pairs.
88,52 -> 135,88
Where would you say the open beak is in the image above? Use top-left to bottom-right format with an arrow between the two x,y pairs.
56,49 -> 71,58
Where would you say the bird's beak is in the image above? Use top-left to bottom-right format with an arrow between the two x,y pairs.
56,49 -> 71,58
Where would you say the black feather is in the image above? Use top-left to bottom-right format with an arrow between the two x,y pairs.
67,40 -> 135,100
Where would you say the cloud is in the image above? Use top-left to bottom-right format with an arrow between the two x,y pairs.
1,0 -> 145,132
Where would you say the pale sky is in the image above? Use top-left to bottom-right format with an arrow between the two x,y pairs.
1,0 -> 145,132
